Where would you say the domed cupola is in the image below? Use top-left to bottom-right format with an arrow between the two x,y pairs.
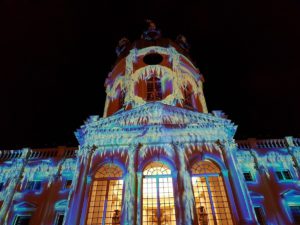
103,21 -> 208,117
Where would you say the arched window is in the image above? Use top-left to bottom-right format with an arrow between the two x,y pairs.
191,161 -> 233,225
183,87 -> 193,109
87,164 -> 124,225
142,162 -> 176,225
146,76 -> 162,101
119,90 -> 125,109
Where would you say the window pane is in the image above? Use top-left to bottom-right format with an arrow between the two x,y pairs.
143,162 -> 171,176
191,161 -> 233,225
208,176 -> 232,224
95,164 -> 123,178
283,170 -> 293,180
25,181 -> 33,190
290,206 -> 300,224
243,172 -> 253,181
192,177 -> 214,225
56,214 -> 64,225
87,164 -> 124,225
191,161 -> 220,174
254,207 -> 266,225
143,178 -> 158,225
65,180 -> 72,189
146,76 -> 162,101
14,216 -> 31,225
34,181 -> 42,191
142,162 -> 176,225
276,171 -> 284,180
105,180 -> 123,225
159,177 -> 176,225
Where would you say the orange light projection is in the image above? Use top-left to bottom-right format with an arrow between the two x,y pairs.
191,161 -> 233,225
142,162 -> 176,225
87,164 -> 123,225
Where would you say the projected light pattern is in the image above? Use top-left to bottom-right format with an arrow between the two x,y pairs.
2,28 -> 299,225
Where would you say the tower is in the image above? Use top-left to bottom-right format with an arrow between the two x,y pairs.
67,22 -> 257,225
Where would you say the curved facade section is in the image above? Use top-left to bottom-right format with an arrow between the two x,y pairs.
104,46 -> 208,117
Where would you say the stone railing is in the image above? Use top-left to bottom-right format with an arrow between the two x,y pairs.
0,146 -> 77,161
236,137 -> 300,150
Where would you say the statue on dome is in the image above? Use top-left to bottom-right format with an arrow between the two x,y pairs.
141,19 -> 161,41
115,37 -> 130,56
176,34 -> 190,52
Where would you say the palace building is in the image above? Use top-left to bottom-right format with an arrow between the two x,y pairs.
1,22 -> 300,225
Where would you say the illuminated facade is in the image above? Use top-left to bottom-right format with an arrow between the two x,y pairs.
1,23 -> 300,225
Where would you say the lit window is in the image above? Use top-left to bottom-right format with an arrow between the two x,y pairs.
56,213 -> 64,225
276,170 -> 293,181
243,172 -> 253,182
191,161 -> 233,225
146,76 -> 162,101
254,206 -> 266,225
290,205 -> 300,224
87,164 -> 123,225
25,181 -> 41,191
14,215 -> 31,225
142,162 -> 176,225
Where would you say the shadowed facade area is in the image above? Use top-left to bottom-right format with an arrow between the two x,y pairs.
0,23 -> 300,225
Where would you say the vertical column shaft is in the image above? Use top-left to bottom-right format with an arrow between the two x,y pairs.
175,144 -> 196,225
65,146 -> 94,225
219,141 -> 256,225
122,146 -> 137,225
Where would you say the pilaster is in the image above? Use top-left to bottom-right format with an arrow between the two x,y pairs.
122,144 -> 138,225
218,140 -> 257,225
174,143 -> 196,225
0,148 -> 31,225
65,145 -> 95,225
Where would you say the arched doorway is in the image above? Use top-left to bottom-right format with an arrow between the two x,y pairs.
86,164 -> 124,225
142,161 -> 176,225
191,160 -> 233,225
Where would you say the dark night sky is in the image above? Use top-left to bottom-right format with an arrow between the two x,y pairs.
1,0 -> 300,149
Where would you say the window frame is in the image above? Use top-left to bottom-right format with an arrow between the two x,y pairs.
86,164 -> 124,225
24,180 -> 42,192
289,205 -> 300,224
275,169 -> 293,182
146,76 -> 162,101
191,161 -> 233,225
13,214 -> 32,225
141,162 -> 176,225
253,205 -> 266,225
243,171 -> 254,182
183,87 -> 194,109
64,179 -> 72,190
55,212 -> 65,225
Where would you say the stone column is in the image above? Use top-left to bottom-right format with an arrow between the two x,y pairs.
0,148 -> 31,225
218,140 -> 257,225
174,143 -> 196,225
65,145 -> 95,225
122,145 -> 138,225
136,171 -> 142,225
